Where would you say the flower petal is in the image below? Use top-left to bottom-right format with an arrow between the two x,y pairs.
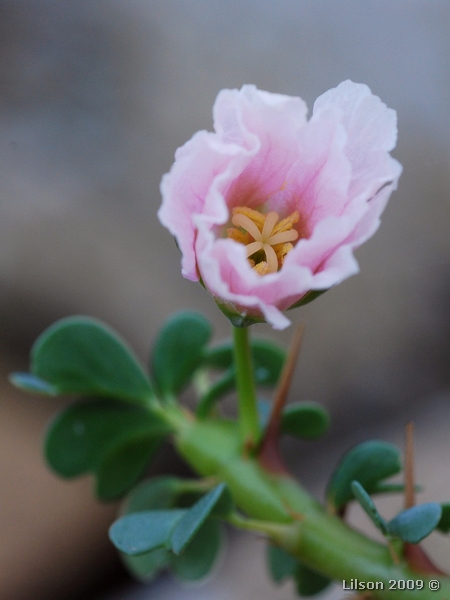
314,80 -> 402,204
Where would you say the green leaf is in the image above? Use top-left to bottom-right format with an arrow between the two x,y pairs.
109,510 -> 185,555
171,519 -> 223,581
118,476 -> 193,583
31,316 -> 153,405
203,339 -> 285,386
209,485 -> 234,518
267,545 -> 298,583
9,372 -> 58,396
170,483 -> 227,554
326,440 -> 402,511
351,481 -> 387,535
95,433 -> 164,500
387,503 -> 443,543
196,369 -> 235,418
122,549 -> 169,582
123,476 -> 232,515
437,503 -> 450,533
280,402 -> 330,440
294,563 -> 331,597
122,548 -> 170,582
201,342 -> 235,370
252,340 -> 286,386
111,485 -> 227,577
123,476 -> 184,514
120,477 -> 227,582
196,339 -> 286,417
45,399 -> 169,479
151,312 -> 212,398
267,546 -> 331,596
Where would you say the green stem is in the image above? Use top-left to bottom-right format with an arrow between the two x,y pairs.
232,326 -> 260,449
174,417 -> 450,600
227,512 -> 290,538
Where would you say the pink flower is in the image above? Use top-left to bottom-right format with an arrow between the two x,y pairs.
158,81 -> 402,329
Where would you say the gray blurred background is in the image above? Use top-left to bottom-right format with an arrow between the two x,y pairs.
1,1 -> 450,599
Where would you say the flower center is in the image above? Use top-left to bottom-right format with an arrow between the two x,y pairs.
227,206 -> 299,275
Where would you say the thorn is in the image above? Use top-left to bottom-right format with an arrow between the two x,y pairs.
258,324 -> 305,474
402,422 -> 448,576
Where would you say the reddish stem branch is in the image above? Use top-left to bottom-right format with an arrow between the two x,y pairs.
258,324 -> 304,474
402,420 -> 447,575
403,544 -> 446,576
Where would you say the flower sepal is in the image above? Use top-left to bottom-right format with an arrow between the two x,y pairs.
214,298 -> 267,328
215,288 -> 329,329
287,289 -> 329,311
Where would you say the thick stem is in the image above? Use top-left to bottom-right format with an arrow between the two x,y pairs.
174,417 -> 450,600
232,326 -> 260,450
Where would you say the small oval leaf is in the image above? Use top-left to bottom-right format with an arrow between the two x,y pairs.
326,440 -> 402,511
281,402 -> 330,440
196,339 -> 286,417
95,433 -> 164,501
202,339 -> 285,386
351,481 -> 387,535
9,372 -> 58,396
251,341 -> 286,386
267,545 -> 331,596
267,545 -> 298,583
31,316 -> 154,405
196,369 -> 235,418
45,399 -> 169,478
170,483 -> 227,555
294,562 -> 331,597
437,503 -> 450,533
123,476 -> 184,514
151,312 -> 212,398
122,547 -> 170,582
109,510 -> 185,555
171,519 -> 223,581
387,503 -> 443,544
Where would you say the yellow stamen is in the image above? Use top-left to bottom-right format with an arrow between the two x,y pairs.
229,207 -> 300,275
277,242 -> 294,266
227,227 -> 252,245
253,261 -> 270,275
232,206 -> 265,227
272,212 -> 300,236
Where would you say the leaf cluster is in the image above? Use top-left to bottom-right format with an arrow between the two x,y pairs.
110,480 -> 232,582
11,311 -> 332,502
327,441 -> 449,546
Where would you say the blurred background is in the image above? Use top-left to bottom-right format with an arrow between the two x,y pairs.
1,1 -> 450,598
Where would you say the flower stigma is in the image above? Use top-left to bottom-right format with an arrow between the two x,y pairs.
227,207 -> 299,275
